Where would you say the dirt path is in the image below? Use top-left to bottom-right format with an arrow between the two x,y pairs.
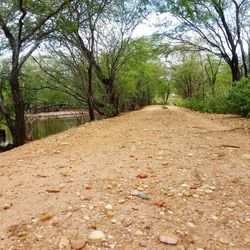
0,106 -> 249,250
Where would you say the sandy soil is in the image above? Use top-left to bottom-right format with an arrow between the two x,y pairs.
0,105 -> 249,250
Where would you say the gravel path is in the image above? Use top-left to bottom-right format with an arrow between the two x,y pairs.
0,105 -> 249,250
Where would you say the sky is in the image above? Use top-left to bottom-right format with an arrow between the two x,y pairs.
132,13 -> 168,38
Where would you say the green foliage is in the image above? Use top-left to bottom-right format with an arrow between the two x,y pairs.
21,59 -> 78,112
177,92 -> 228,114
215,63 -> 232,86
155,79 -> 172,104
104,104 -> 117,117
173,57 -> 203,99
227,78 -> 250,117
172,54 -> 232,114
0,61 -> 14,114
174,70 -> 250,117
116,37 -> 170,110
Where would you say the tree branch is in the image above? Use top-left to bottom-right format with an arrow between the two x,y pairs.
21,0 -> 69,43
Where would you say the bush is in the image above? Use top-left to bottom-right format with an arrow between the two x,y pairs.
173,78 -> 250,117
104,104 -> 116,117
227,78 -> 250,117
174,93 -> 228,114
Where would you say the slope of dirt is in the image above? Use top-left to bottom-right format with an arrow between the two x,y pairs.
0,106 -> 249,250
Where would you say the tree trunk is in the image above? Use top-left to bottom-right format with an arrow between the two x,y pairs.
239,39 -> 248,78
88,100 -> 95,121
235,3 -> 248,78
107,82 -> 119,116
87,65 -> 95,121
10,67 -> 26,146
248,40 -> 250,75
229,54 -> 241,83
230,66 -> 241,82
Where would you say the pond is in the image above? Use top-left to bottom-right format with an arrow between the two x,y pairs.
32,118 -> 82,140
0,117 -> 84,146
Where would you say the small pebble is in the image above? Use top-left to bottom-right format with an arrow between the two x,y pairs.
219,237 -> 230,244
59,237 -> 70,249
71,239 -> 87,249
154,201 -> 165,207
137,172 -> 148,178
187,222 -> 195,228
118,199 -> 126,204
40,211 -> 54,221
88,230 -> 106,241
52,217 -> 60,226
225,201 -> 237,208
81,196 -> 91,201
85,184 -> 92,190
111,219 -> 117,224
122,218 -> 133,227
159,233 -> 178,245
184,191 -> 192,197
211,215 -> 218,220
84,215 -> 90,221
105,210 -> 115,217
131,190 -> 150,200
135,230 -> 144,236
46,187 -> 60,193
1,203 -> 12,210
105,204 -> 113,210
35,234 -> 43,240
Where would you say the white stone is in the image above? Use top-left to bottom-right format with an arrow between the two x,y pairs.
187,222 -> 195,228
88,230 -> 106,241
83,215 -> 90,221
226,201 -> 238,208
159,234 -> 178,245
105,204 -> 113,210
59,237 -> 70,249
135,230 -> 143,236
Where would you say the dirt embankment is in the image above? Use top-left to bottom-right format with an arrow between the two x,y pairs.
0,106 -> 249,250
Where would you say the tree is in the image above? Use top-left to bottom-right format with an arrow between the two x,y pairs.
57,0 -> 150,116
204,55 -> 222,97
0,0 -> 68,146
172,56 -> 203,99
157,0 -> 250,82
21,57 -> 73,112
116,37 -> 169,109
31,52 -> 93,115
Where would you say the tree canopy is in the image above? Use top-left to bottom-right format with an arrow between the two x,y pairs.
156,0 -> 250,81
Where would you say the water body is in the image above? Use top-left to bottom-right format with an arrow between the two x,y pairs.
32,118 -> 81,140
0,117 -> 83,146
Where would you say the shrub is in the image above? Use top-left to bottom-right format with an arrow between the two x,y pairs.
174,93 -> 228,114
104,104 -> 116,117
227,78 -> 250,117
